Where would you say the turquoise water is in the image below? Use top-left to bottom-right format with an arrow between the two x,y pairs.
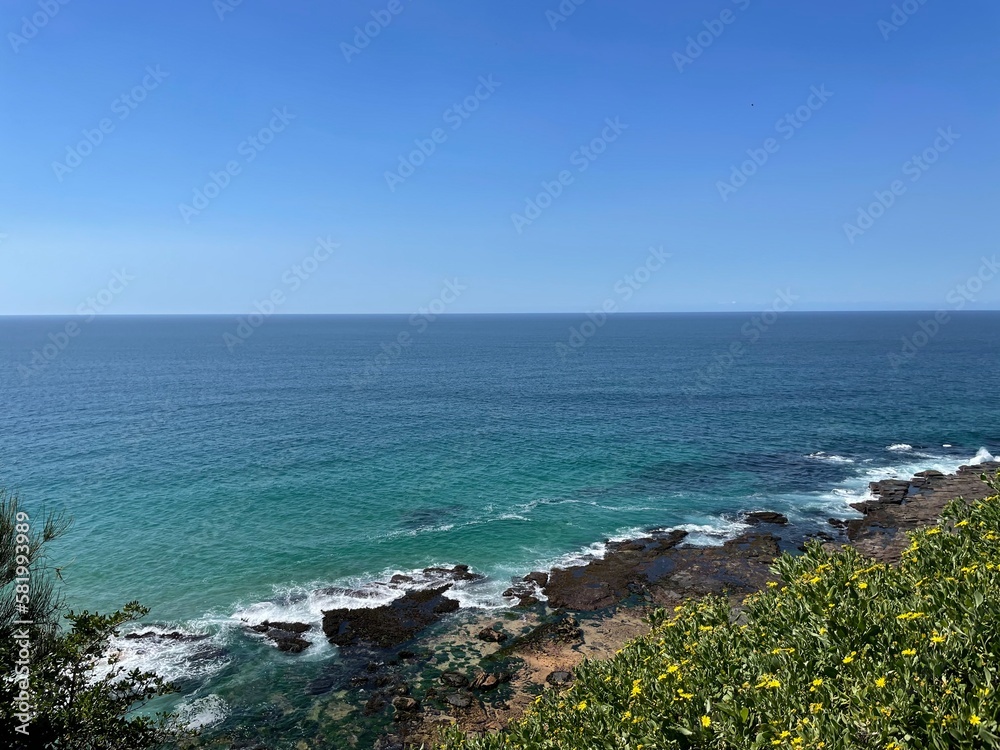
1,312 -> 998,738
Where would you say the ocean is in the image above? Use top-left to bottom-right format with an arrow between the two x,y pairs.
1,312 -> 998,742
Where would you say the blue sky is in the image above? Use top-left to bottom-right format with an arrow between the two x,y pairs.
2,0 -> 998,314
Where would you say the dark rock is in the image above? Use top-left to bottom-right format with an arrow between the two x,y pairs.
515,595 -> 540,608
445,693 -> 473,709
440,671 -> 468,688
364,694 -> 387,715
501,615 -> 583,654
546,670 -> 572,686
423,564 -> 484,582
523,571 -> 549,588
469,670 -> 511,692
744,511 -> 789,526
914,470 -> 944,477
322,585 -> 461,648
476,626 -> 508,643
544,528 -> 776,611
374,736 -> 405,750
391,696 -> 420,713
828,518 -> 848,528
124,630 -> 209,642
392,681 -> 410,696
267,630 -> 311,653
307,673 -> 337,695
389,574 -> 414,585
249,621 -> 310,634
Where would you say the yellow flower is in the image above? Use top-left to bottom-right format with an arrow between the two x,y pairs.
902,648 -> 916,656
812,678 -> 823,687
971,715 -> 982,726
631,684 -> 642,697
576,700 -> 587,711
875,677 -> 887,688
766,679 -> 781,689
700,715 -> 712,728
926,528 -> 942,535
857,581 -> 869,590
810,702 -> 823,714
677,690 -> 694,700
956,519 -> 970,527
930,631 -> 946,644
843,651 -> 856,664
767,581 -> 779,588
667,664 -> 680,673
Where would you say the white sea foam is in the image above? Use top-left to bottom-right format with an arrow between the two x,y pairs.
886,443 -> 913,452
806,452 -> 854,464
174,694 -> 229,730
97,624 -> 231,685
970,447 -> 996,465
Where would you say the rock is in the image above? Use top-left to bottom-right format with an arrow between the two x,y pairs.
364,694 -> 387,715
476,626 -> 508,643
306,673 -> 337,695
439,671 -> 468,688
268,630 -> 311,653
914,470 -> 944,477
393,681 -> 410,696
391,696 -> 420,713
523,571 -> 549,588
374,736 -> 405,750
445,693 -> 473,709
389,574 -> 414,585
546,670 -> 572,686
743,511 -> 789,525
124,630 -> 209,642
322,585 -> 461,648
423,564 -> 484,582
515,595 -> 540,608
469,670 -> 511,692
249,621 -> 310,634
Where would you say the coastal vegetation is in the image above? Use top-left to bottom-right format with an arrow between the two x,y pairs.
0,490 -> 183,749
442,471 -> 1000,749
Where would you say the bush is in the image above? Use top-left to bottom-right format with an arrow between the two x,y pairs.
0,490 -> 185,749
442,471 -> 1000,750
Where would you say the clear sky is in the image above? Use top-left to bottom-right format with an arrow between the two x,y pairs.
2,0 -> 998,314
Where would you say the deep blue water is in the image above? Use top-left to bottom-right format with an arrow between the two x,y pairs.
1,312 -> 998,736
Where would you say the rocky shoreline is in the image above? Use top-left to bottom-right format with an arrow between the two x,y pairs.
220,461 -> 999,749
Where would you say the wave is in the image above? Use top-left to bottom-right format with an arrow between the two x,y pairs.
886,443 -> 913,452
174,694 -> 229,730
971,447 -> 996,465
806,452 -> 854,464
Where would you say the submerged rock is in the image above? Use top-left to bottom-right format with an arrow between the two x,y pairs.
743,511 -> 789,525
322,585 -> 461,648
476,625 -> 508,643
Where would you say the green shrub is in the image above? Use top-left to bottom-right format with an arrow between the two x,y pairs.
442,471 -> 1000,750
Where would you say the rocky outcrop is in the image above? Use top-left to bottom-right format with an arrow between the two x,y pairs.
250,621 -> 312,653
847,461 -> 1000,563
743,510 -> 789,525
322,585 -> 460,648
